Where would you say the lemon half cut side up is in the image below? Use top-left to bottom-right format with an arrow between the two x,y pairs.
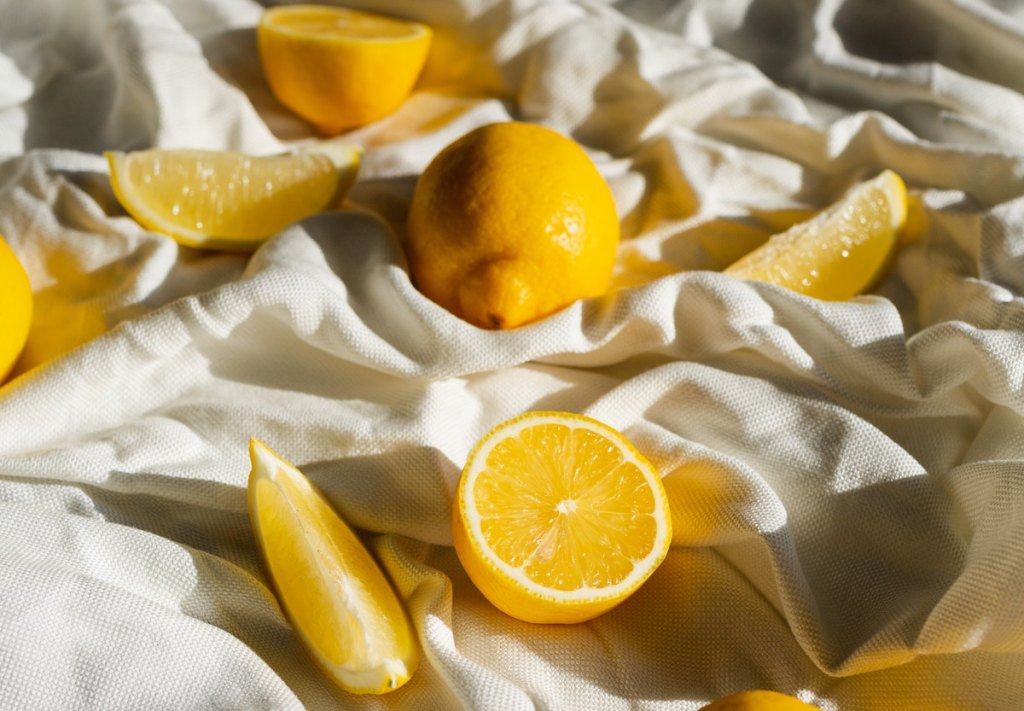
452,412 -> 672,624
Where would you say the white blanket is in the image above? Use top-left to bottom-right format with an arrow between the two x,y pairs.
2,0 -> 1024,708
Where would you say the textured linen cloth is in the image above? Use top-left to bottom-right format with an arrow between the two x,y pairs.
2,0 -> 1024,708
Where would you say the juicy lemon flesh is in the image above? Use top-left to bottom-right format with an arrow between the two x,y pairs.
248,439 -> 417,694
477,426 -> 658,590
264,6 -> 425,40
259,6 -> 432,134
407,122 -> 619,329
700,690 -> 820,710
454,412 -> 671,624
106,147 -> 359,250
724,170 -> 907,300
0,236 -> 32,382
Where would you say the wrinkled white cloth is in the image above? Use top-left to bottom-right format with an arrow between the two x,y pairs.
2,0 -> 1024,708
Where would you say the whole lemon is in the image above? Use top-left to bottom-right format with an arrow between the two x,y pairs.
700,690 -> 819,710
0,235 -> 32,381
406,122 -> 619,329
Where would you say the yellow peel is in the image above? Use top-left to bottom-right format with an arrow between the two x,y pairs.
0,235 -> 31,381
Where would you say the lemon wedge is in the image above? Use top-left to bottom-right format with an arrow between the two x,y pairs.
724,170 -> 907,300
105,144 -> 360,250
247,438 -> 418,694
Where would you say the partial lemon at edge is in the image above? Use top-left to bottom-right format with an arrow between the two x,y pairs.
700,689 -> 819,710
0,235 -> 31,382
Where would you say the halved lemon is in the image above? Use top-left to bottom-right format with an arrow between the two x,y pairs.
258,5 -> 432,134
724,170 -> 907,300
105,144 -> 360,250
452,412 -> 672,624
247,438 -> 418,694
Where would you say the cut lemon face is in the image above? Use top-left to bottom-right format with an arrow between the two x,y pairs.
258,5 -> 432,134
452,412 -> 672,624
247,438 -> 418,694
105,144 -> 360,250
699,690 -> 820,710
724,170 -> 907,300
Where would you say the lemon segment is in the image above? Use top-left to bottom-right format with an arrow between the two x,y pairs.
724,170 -> 907,300
105,146 -> 360,250
453,412 -> 671,624
247,439 -> 418,694
258,5 -> 432,134
699,690 -> 820,710
0,236 -> 32,382
407,122 -> 620,329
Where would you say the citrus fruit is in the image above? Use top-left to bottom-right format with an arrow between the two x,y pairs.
105,144 -> 360,250
0,235 -> 31,381
724,170 -> 907,300
452,412 -> 672,624
247,438 -> 418,694
700,690 -> 819,710
406,122 -> 620,329
258,5 -> 432,135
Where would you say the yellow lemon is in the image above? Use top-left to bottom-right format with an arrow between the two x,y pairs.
407,122 -> 620,329
724,170 -> 907,300
0,236 -> 31,382
700,690 -> 819,710
452,412 -> 671,624
248,438 -> 418,694
106,145 -> 360,250
258,5 -> 432,135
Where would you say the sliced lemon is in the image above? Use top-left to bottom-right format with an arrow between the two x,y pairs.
247,438 -> 418,694
258,5 -> 432,135
724,170 -> 907,300
105,144 -> 360,250
700,690 -> 820,710
452,411 -> 672,624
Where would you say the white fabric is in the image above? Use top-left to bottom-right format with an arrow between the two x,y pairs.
2,0 -> 1024,708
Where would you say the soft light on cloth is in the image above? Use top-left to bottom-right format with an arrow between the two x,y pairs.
2,0 -> 1024,708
